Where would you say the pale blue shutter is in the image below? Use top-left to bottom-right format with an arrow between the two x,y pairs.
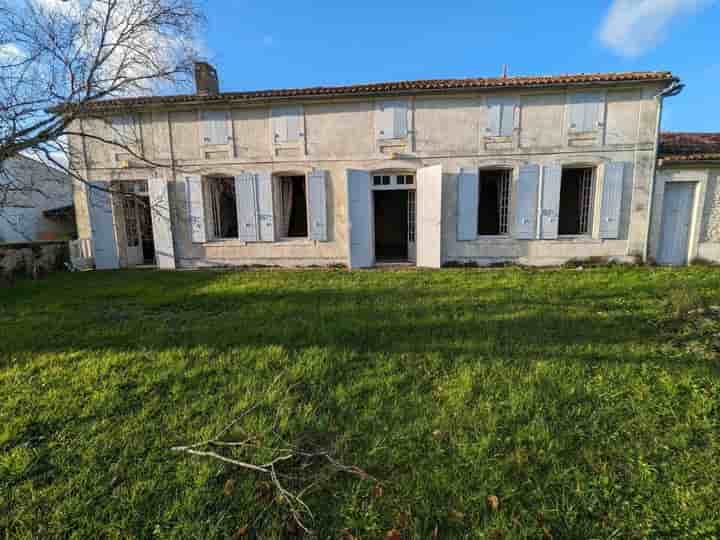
513,165 -> 539,239
457,168 -> 479,240
393,100 -> 409,138
235,172 -> 259,242
186,174 -> 206,243
540,164 -> 562,239
286,106 -> 303,141
376,101 -> 394,140
271,107 -> 288,143
346,169 -> 373,268
148,173 -> 176,269
87,182 -> 120,269
201,111 -> 229,144
599,162 -> 624,239
256,171 -> 275,242
569,93 -> 601,132
486,99 -> 502,136
307,169 -> 328,241
500,100 -> 514,137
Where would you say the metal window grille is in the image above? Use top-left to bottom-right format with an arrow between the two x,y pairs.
577,168 -> 593,234
123,197 -> 139,246
407,189 -> 416,243
498,170 -> 511,235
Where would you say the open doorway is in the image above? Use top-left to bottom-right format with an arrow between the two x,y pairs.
371,172 -> 416,263
121,181 -> 155,266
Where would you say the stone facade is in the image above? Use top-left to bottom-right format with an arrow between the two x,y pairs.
72,73 -> 701,269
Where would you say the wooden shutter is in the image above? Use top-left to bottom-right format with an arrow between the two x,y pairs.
271,106 -> 302,143
235,172 -> 259,242
346,169 -> 373,268
148,173 -> 176,269
256,171 -> 275,242
87,181 -> 119,269
376,101 -> 395,140
487,97 -> 515,136
569,93 -> 602,132
599,162 -> 624,239
186,174 -> 206,243
393,100 -> 409,138
307,169 -> 328,241
111,115 -> 136,145
201,110 -> 230,144
457,168 -> 479,241
513,165 -> 539,239
417,164 -> 443,268
540,164 -> 562,239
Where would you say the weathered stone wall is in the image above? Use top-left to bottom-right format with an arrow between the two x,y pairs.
0,241 -> 69,280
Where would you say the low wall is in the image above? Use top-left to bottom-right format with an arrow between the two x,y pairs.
0,241 -> 69,280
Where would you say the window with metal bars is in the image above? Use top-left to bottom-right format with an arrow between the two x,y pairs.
478,169 -> 511,235
559,167 -> 595,235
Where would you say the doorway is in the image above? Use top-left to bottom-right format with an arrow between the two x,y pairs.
121,181 -> 155,266
657,182 -> 695,265
374,190 -> 408,261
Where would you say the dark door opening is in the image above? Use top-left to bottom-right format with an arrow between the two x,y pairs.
138,196 -> 155,264
374,190 -> 408,261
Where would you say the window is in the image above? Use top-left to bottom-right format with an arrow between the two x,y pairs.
568,93 -> 602,133
486,97 -> 516,137
272,106 -> 303,143
558,167 -> 595,235
207,177 -> 238,239
478,169 -> 511,235
278,175 -> 308,237
376,100 -> 409,140
200,110 -> 231,145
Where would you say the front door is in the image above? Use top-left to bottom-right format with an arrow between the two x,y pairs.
657,182 -> 695,265
374,190 -> 408,261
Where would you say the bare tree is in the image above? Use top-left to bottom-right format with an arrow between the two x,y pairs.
0,0 -> 204,215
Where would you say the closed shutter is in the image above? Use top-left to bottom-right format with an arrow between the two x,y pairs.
87,182 -> 120,269
256,171 -> 275,242
513,164 -> 540,239
271,106 -> 302,143
186,174 -> 206,243
540,164 -> 562,239
457,168 -> 479,241
599,162 -> 624,239
201,110 -> 230,145
376,101 -> 395,140
346,169 -> 373,268
307,169 -> 328,241
111,115 -> 136,146
393,100 -> 409,138
235,172 -> 259,242
148,173 -> 176,269
569,93 -> 602,132
487,97 -> 515,136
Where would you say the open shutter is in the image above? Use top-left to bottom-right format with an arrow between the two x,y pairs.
540,164 -> 562,239
457,168 -> 479,241
346,169 -> 373,268
235,172 -> 259,242
186,174 -> 206,243
307,169 -> 328,241
87,182 -> 119,269
376,101 -> 395,140
148,173 -> 176,269
256,171 -> 275,242
417,164 -> 443,268
513,165 -> 540,239
599,162 -> 624,239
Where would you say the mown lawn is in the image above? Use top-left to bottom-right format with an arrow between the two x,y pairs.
1,266 -> 719,539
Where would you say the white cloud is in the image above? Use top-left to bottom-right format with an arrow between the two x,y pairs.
0,43 -> 23,60
599,0 -> 715,57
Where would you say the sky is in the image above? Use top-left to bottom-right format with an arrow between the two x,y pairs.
199,0 -> 719,133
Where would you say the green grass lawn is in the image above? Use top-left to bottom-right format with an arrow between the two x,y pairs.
1,267 -> 719,539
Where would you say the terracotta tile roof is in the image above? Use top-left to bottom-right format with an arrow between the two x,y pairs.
659,132 -> 720,162
75,70 -> 676,112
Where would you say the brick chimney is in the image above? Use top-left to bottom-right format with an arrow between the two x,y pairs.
194,62 -> 219,95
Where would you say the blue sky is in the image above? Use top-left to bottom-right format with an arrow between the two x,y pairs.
200,0 -> 719,133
